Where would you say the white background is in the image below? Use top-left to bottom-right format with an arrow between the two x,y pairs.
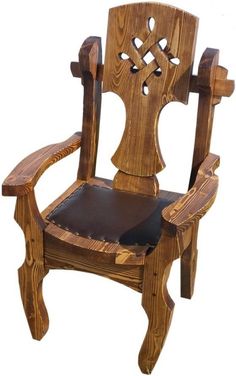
0,1 -> 235,375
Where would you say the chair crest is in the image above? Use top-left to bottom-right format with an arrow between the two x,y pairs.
103,2 -> 198,176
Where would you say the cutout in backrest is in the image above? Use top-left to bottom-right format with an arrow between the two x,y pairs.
170,57 -> 180,65
130,65 -> 139,73
133,37 -> 143,48
103,3 -> 198,177
142,82 -> 149,96
158,38 -> 167,50
148,17 -> 155,32
143,50 -> 155,64
154,66 -> 162,76
119,52 -> 130,60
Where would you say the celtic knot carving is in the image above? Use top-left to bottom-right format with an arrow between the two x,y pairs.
118,17 -> 180,95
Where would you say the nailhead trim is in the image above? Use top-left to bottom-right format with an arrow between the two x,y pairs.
47,183 -> 157,247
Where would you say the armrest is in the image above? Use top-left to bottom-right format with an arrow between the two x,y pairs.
2,132 -> 82,197
162,153 -> 220,233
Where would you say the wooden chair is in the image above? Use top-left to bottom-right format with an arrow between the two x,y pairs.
2,3 -> 234,374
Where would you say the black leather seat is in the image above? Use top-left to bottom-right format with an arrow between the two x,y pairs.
47,183 -> 177,246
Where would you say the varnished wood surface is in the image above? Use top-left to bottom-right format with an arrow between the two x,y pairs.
163,153 -> 219,233
15,191 -> 49,340
2,132 -> 81,196
71,61 -> 104,82
113,171 -> 159,196
71,60 -> 234,98
189,48 -> 222,188
2,2 -> 235,375
139,230 -> 180,374
43,176 -> 182,266
181,220 -> 199,299
190,72 -> 234,97
44,222 -> 147,266
45,232 -> 144,292
42,177 -> 148,265
77,37 -> 102,180
103,3 -> 198,177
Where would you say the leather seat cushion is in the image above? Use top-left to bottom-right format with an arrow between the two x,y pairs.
46,184 -> 176,246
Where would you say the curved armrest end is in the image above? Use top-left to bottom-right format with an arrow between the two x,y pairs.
2,132 -> 82,197
162,153 -> 219,233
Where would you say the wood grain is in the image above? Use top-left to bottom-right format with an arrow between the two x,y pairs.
103,3 -> 198,176
163,153 -> 219,233
45,233 -> 144,292
113,170 -> 159,196
42,176 -> 148,265
190,73 -> 234,97
42,176 -> 182,266
44,222 -> 147,266
14,191 -> 49,340
189,48 -> 220,188
181,220 -> 199,299
71,60 -> 234,98
71,61 -> 104,82
139,230 -> 180,374
2,3 -> 235,375
77,37 -> 102,180
2,132 -> 81,196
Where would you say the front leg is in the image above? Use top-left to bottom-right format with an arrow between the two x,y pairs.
181,221 -> 199,299
138,231 -> 180,374
15,191 -> 49,340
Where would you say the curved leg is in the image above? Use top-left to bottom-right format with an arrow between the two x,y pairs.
15,191 -> 49,340
181,221 -> 199,299
138,231 -> 180,374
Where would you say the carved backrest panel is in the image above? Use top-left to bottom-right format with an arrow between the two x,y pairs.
103,2 -> 198,176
